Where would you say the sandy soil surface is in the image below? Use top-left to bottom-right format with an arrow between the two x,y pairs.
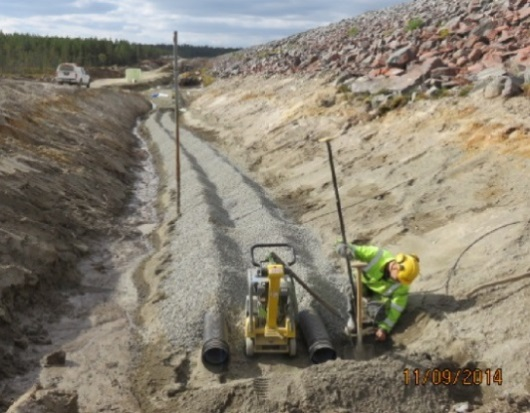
127,107 -> 463,413
181,74 -> 530,410
2,68 -> 530,413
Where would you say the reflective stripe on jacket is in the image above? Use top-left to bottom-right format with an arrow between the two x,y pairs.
348,244 -> 409,333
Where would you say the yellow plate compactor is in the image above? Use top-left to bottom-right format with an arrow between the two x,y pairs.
244,243 -> 298,357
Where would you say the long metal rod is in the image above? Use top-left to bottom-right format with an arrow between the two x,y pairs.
323,140 -> 357,318
173,31 -> 181,216
285,268 -> 344,320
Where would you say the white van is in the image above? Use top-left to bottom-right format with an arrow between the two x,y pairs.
55,63 -> 91,88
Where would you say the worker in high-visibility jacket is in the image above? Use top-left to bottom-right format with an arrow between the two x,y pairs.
335,243 -> 420,342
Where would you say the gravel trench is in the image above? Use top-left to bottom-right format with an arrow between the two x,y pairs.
145,110 -> 350,355
135,109 -> 478,413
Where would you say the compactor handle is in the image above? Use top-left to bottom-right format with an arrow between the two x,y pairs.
251,243 -> 296,267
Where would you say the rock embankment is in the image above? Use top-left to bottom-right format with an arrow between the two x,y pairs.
213,0 -> 530,98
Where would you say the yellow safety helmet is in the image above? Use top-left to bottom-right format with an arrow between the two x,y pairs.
395,253 -> 420,285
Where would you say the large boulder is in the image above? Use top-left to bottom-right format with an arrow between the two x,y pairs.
386,46 -> 417,69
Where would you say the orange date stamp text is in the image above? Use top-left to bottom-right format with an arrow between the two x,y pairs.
403,368 -> 503,386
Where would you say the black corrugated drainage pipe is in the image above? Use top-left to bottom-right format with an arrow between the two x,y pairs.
201,309 -> 230,365
298,308 -> 337,364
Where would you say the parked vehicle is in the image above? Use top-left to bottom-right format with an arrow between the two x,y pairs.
55,63 -> 90,88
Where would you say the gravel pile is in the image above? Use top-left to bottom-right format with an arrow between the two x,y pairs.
152,113 -> 349,351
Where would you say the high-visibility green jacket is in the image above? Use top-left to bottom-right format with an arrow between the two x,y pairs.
347,244 -> 409,333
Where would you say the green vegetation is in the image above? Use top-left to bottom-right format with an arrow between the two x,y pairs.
336,82 -> 478,118
285,41 -> 297,50
438,28 -> 451,39
388,94 -> 408,109
374,88 -> 392,96
200,68 -> 215,87
337,84 -> 351,94
405,18 -> 425,32
430,87 -> 451,99
376,93 -> 411,115
336,83 -> 356,103
256,48 -> 282,59
522,83 -> 530,97
458,84 -> 474,97
178,44 -> 240,58
0,32 -> 239,76
348,26 -> 360,37
336,84 -> 370,103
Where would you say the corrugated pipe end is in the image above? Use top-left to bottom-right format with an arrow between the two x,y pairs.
307,340 -> 337,364
202,310 -> 230,365
202,338 -> 229,365
298,308 -> 337,364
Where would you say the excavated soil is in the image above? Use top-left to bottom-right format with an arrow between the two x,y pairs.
180,74 -> 530,412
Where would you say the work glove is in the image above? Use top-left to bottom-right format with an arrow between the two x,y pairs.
375,328 -> 387,342
335,242 -> 352,258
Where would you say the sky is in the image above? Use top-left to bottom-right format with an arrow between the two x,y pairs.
0,0 -> 405,48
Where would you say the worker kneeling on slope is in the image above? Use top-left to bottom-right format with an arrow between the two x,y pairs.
335,243 -> 420,342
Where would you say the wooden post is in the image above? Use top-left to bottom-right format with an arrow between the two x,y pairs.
353,263 -> 364,348
173,31 -> 181,216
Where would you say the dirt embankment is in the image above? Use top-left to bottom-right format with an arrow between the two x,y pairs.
0,79 -> 151,409
182,73 -> 530,411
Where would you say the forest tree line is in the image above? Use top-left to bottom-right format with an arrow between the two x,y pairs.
0,32 -> 240,75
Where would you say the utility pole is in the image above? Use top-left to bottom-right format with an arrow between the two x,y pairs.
173,31 -> 181,216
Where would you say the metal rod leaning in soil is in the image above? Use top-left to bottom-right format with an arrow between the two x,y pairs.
269,252 -> 344,320
284,267 -> 344,320
319,137 -> 357,327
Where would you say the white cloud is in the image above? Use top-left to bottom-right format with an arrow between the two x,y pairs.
0,0 -> 408,46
